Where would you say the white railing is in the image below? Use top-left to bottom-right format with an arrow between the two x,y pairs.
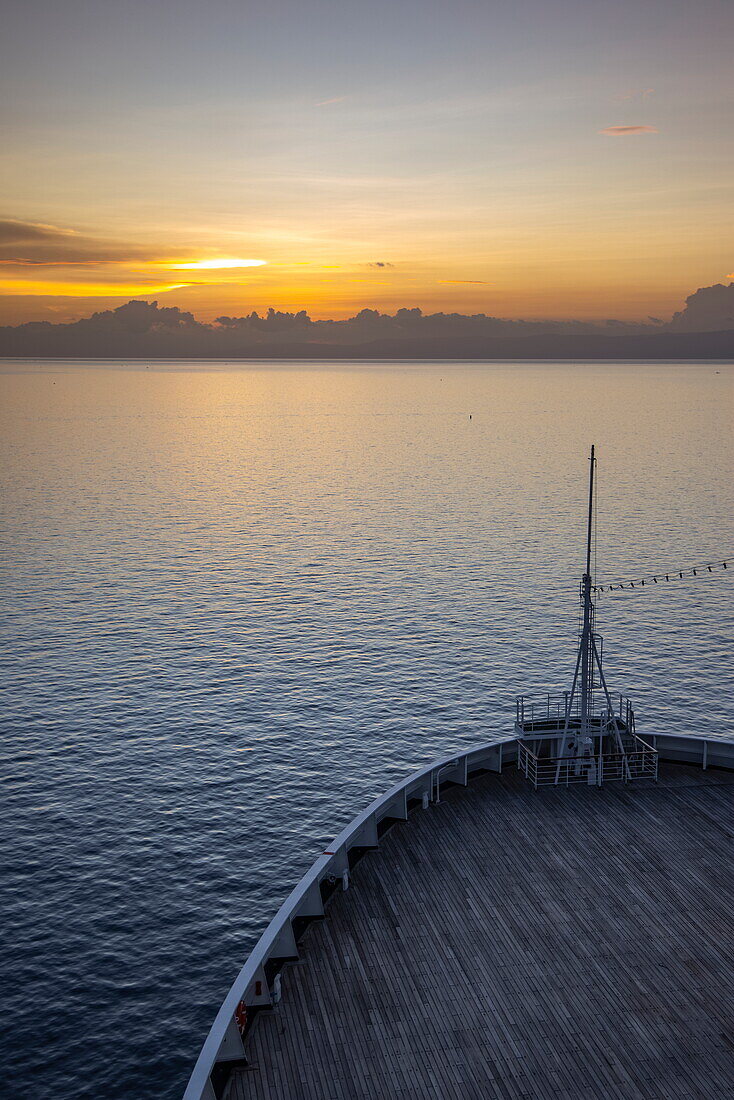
650,731 -> 734,771
183,735 -> 516,1100
517,735 -> 658,788
184,729 -> 734,1100
516,691 -> 633,729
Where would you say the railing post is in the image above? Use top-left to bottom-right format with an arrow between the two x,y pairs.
216,1016 -> 246,1062
272,921 -> 298,959
297,881 -> 325,919
434,762 -> 459,804
358,815 -> 379,847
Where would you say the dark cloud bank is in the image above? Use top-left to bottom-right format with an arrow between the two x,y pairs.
1,283 -> 733,360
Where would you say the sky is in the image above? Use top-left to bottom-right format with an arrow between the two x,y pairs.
1,0 -> 732,325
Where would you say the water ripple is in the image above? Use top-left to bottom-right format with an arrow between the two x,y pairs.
0,360 -> 732,1099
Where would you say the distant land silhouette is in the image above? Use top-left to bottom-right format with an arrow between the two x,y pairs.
1,282 -> 733,360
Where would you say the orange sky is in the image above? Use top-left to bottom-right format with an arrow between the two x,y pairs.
2,0 -> 733,325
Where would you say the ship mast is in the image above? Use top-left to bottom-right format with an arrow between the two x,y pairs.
515,447 -> 649,788
580,444 -> 595,745
557,444 -> 625,773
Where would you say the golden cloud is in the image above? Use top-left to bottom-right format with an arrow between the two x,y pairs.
0,278 -> 190,297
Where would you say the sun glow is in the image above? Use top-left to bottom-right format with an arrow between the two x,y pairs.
169,258 -> 267,270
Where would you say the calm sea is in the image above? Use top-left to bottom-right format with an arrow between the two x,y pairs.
1,360 -> 732,1099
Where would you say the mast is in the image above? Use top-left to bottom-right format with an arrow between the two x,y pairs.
580,445 -> 595,744
521,445 -> 638,789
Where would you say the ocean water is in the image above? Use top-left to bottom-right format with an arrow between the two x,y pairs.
1,360 -> 732,1099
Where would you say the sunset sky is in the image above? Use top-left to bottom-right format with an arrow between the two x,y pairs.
1,0 -> 732,324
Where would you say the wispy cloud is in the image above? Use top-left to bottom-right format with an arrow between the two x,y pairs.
0,216 -> 271,299
0,218 -> 77,245
367,261 -> 393,268
438,279 -> 487,284
0,258 -> 111,267
599,125 -> 658,136
615,88 -> 654,101
315,96 -> 347,107
0,217 -> 158,265
0,278 -> 190,297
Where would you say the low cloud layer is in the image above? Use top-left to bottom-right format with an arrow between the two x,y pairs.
1,284 -> 732,360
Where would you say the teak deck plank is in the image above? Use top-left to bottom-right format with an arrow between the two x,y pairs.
227,764 -> 734,1099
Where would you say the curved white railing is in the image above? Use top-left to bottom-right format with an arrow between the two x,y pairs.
651,730 -> 734,770
183,735 -> 514,1100
183,730 -> 734,1100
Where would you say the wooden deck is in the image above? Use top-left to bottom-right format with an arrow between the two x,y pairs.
227,764 -> 734,1099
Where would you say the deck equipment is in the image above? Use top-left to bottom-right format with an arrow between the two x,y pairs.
515,446 -> 657,787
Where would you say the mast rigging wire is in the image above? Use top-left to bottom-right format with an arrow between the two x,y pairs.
593,558 -> 730,595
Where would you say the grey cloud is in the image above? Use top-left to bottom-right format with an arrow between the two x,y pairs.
616,88 -> 654,101
1,286 -> 732,360
0,217 -> 161,265
217,308 -> 311,332
668,283 -> 734,332
0,218 -> 77,245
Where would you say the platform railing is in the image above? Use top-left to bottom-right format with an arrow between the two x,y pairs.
518,734 -> 658,788
516,691 -> 633,728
